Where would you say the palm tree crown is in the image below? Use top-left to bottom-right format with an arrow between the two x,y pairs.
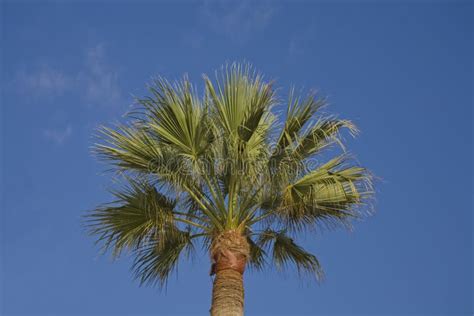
87,64 -> 373,310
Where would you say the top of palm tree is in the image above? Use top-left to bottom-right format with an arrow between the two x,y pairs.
86,63 -> 374,287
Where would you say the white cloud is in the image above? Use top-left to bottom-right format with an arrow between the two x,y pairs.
14,43 -> 121,106
15,66 -> 71,97
289,38 -> 303,56
288,24 -> 316,56
197,0 -> 276,43
78,43 -> 121,106
43,125 -> 72,145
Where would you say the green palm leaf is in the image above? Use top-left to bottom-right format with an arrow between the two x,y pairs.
258,229 -> 324,280
274,89 -> 326,153
132,228 -> 194,286
94,125 -> 162,173
246,235 -> 266,270
278,155 -> 373,230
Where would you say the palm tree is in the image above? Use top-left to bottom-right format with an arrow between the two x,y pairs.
87,64 -> 373,316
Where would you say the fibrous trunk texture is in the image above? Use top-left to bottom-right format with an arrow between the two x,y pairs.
210,230 -> 250,316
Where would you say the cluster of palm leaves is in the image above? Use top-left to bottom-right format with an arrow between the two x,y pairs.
87,64 -> 373,287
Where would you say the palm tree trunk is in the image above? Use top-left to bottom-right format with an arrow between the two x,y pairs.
209,230 -> 249,316
210,268 -> 244,316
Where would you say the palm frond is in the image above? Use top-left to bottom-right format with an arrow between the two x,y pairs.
246,235 -> 266,270
274,90 -> 326,153
142,77 -> 212,161
94,125 -> 161,173
278,155 -> 373,230
132,228 -> 194,287
290,117 -> 358,160
86,179 -> 176,256
204,63 -> 276,153
258,229 -> 323,280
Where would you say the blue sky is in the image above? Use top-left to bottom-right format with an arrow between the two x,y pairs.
1,1 -> 472,315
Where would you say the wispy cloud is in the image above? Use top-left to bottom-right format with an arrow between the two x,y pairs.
43,125 -> 72,145
288,24 -> 316,57
197,0 -> 277,44
14,43 -> 121,106
15,66 -> 71,97
14,43 -> 121,145
78,43 -> 121,106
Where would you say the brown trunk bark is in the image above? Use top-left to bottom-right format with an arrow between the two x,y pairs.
210,268 -> 244,316
209,230 -> 249,316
